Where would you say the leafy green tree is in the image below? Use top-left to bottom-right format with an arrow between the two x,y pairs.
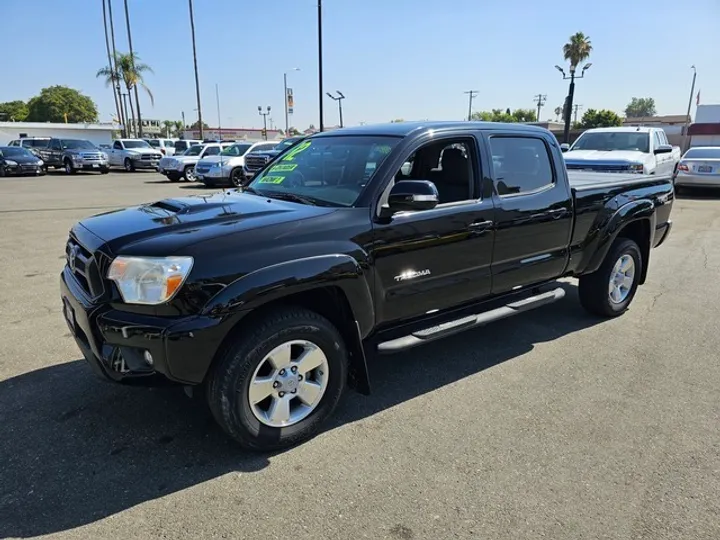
172,120 -> 185,137
0,100 -> 29,121
579,109 -> 623,128
189,120 -> 209,130
390,118 -> 405,123
472,109 -> 537,122
562,32 -> 592,71
624,97 -> 656,118
26,86 -> 98,123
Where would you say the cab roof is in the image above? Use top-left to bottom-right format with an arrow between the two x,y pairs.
311,121 -> 550,138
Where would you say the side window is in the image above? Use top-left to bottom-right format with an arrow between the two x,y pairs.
389,139 -> 475,205
113,141 -> 123,150
489,136 -> 553,196
204,146 -> 220,156
9,140 -> 18,146
653,131 -> 663,149
50,140 -> 61,151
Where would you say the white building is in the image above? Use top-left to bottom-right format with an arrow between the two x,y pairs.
0,121 -> 120,146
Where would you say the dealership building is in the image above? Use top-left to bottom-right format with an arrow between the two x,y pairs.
0,121 -> 120,146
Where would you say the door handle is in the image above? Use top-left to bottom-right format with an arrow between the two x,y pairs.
547,208 -> 569,219
468,220 -> 493,231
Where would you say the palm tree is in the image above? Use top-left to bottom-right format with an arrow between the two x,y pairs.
102,0 -> 124,136
562,32 -> 592,71
97,52 -> 154,138
123,0 -> 147,138
554,106 -> 562,122
162,120 -> 174,138
173,120 -> 185,137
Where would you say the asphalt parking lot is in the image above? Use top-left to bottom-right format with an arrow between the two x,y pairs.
1,169 -> 719,540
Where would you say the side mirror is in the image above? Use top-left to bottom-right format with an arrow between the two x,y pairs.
559,143 -> 570,153
387,180 -> 439,214
654,144 -> 673,155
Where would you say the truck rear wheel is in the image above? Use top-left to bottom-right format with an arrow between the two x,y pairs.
579,237 -> 642,317
206,307 -> 348,451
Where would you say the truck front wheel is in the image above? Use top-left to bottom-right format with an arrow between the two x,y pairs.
64,159 -> 77,175
579,238 -> 643,317
206,307 -> 348,451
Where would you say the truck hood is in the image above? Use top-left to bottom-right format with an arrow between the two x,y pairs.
197,155 -> 243,167
171,155 -> 202,164
76,191 -> 335,255
125,148 -> 160,156
564,149 -> 648,162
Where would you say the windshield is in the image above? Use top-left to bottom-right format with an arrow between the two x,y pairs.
184,145 -> 204,156
61,139 -> 96,150
221,144 -> 252,157
248,136 -> 401,207
123,140 -> 152,149
147,140 -> 161,147
684,147 -> 720,160
1,147 -> 33,157
276,137 -> 303,150
571,132 -> 650,153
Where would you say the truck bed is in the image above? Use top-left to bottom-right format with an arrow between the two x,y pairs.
568,170 -> 673,190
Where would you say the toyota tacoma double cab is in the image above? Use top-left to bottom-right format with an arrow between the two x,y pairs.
60,121 -> 674,451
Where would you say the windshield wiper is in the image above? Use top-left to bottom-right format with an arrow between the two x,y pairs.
241,186 -> 263,196
264,192 -> 331,206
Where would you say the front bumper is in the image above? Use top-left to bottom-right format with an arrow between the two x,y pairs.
60,267 -> 237,385
131,158 -> 161,169
3,164 -> 44,176
73,160 -> 109,171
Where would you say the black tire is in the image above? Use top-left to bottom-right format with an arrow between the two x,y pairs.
579,237 -> 642,317
183,165 -> 196,182
206,307 -> 348,451
230,167 -> 244,187
64,159 -> 77,175
124,158 -> 135,172
0,165 -> 5,177
100,167 -> 110,175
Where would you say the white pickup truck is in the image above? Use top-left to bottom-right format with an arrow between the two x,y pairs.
157,142 -> 232,182
107,139 -> 163,172
561,127 -> 681,176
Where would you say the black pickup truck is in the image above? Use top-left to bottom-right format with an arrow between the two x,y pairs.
60,121 -> 674,451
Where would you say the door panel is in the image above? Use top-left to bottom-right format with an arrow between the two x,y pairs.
372,202 -> 495,325
485,133 -> 573,294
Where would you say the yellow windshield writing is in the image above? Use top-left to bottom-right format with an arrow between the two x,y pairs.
258,176 -> 285,184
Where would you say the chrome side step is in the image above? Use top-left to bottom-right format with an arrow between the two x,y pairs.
376,287 -> 566,353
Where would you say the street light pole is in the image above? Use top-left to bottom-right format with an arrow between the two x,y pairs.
682,65 -> 697,152
317,0 -> 324,132
284,68 -> 300,136
326,91 -> 345,128
464,90 -> 478,121
258,106 -> 271,140
556,63 -> 591,144
189,0 -> 204,140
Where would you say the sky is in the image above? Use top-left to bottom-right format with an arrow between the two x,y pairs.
1,0 -> 718,131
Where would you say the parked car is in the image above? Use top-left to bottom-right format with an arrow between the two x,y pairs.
243,136 -> 306,179
173,139 -> 202,155
0,146 -> 45,176
561,127 -> 681,176
673,146 -> 720,191
35,138 -> 109,174
107,139 -> 163,171
145,138 -> 178,156
195,140 -> 278,187
60,121 -> 674,451
7,137 -> 51,159
157,142 -> 232,182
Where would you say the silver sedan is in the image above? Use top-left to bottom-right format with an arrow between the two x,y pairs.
674,146 -> 720,190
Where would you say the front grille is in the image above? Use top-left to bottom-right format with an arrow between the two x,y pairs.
245,155 -> 270,171
140,154 -> 162,160
20,164 -> 38,171
566,163 -> 631,172
195,167 -> 210,174
80,153 -> 104,161
66,237 -> 105,299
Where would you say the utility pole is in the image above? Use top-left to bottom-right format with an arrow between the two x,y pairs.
284,68 -> 300,136
123,0 -> 142,138
102,0 -> 124,138
682,65 -> 697,152
533,93 -> 547,122
317,0 -> 324,132
258,106 -> 271,140
189,0 -> 204,139
573,103 -> 583,124
464,90 -> 478,121
181,110 -> 186,133
107,0 -> 125,137
326,91 -> 345,128
216,84 -> 222,141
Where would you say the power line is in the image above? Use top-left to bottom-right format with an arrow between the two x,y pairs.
464,90 -> 478,121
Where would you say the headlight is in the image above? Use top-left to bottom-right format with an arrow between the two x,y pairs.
101,152 -> 108,160
629,163 -> 644,173
6,160 -> 18,166
107,256 -> 194,305
37,160 -> 44,166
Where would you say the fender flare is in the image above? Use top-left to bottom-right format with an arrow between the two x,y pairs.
202,254 -> 375,394
582,199 -> 656,276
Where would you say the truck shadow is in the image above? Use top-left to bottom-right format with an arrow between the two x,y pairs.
0,282 -> 603,537
676,186 -> 720,200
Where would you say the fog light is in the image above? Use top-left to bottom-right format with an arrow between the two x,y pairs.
143,350 -> 154,366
